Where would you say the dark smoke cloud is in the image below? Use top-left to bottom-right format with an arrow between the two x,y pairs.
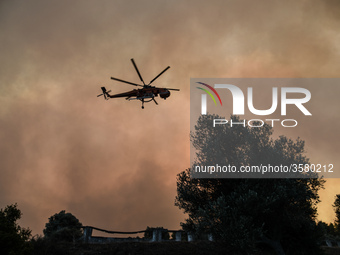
1,0 -> 339,234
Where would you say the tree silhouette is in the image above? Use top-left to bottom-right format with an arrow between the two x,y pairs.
333,194 -> 340,235
43,210 -> 83,242
0,203 -> 31,255
176,114 -> 325,255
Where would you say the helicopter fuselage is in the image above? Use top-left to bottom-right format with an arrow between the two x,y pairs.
109,87 -> 170,100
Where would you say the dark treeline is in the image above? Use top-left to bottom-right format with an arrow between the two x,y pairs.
1,198 -> 340,255
2,115 -> 340,255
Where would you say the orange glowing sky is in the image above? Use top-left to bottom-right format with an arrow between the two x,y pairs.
0,0 -> 339,235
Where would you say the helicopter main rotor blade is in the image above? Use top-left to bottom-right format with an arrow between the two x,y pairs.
131,59 -> 146,85
148,66 -> 170,85
110,77 -> 143,87
166,88 -> 180,91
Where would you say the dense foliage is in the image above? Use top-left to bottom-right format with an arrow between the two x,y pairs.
333,194 -> 340,235
43,210 -> 83,242
176,114 -> 325,255
0,203 -> 32,255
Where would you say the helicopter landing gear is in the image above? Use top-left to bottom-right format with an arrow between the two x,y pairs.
140,97 -> 159,109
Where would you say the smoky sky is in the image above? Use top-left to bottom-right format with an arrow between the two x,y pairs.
1,0 -> 340,235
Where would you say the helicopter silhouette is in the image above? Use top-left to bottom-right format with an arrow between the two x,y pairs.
97,59 -> 180,109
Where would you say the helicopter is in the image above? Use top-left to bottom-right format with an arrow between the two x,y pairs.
97,58 -> 180,109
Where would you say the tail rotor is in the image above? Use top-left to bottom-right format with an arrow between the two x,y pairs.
97,87 -> 111,100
